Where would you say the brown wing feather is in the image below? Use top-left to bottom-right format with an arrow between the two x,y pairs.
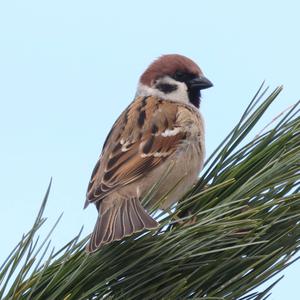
86,96 -> 186,206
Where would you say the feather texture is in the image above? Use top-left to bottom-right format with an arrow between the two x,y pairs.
86,198 -> 158,252
85,95 -> 198,205
85,93 -> 205,252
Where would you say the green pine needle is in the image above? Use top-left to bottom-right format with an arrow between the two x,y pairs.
1,84 -> 300,300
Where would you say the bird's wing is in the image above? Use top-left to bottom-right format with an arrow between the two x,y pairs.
85,96 -> 191,206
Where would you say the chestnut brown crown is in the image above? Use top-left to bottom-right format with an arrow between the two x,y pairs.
140,54 -> 202,86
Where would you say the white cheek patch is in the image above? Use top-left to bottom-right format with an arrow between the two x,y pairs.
161,127 -> 181,137
136,76 -> 190,105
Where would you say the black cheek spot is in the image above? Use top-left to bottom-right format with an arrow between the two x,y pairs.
156,83 -> 178,94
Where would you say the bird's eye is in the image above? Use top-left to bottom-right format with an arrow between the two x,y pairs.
174,71 -> 185,81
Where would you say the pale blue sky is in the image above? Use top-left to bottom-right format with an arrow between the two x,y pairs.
0,1 -> 299,298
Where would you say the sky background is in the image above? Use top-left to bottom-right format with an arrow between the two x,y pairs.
0,0 -> 299,298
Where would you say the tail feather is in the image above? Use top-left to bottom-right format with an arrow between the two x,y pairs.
122,199 -> 133,236
133,198 -> 160,228
86,198 -> 158,253
101,207 -> 117,243
113,204 -> 124,241
128,198 -> 144,231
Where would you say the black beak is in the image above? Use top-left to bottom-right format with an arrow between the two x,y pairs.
189,76 -> 213,90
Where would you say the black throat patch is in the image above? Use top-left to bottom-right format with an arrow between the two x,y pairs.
188,89 -> 201,108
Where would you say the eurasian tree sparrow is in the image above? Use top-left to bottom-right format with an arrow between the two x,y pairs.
85,54 -> 213,252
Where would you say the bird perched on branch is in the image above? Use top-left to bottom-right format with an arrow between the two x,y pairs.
85,54 -> 213,252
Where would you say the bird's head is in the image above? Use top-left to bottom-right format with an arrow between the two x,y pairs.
137,54 -> 213,108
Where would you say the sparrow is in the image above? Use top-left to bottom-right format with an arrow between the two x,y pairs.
85,54 -> 213,253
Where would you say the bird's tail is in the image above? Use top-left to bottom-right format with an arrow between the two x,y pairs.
86,198 -> 158,253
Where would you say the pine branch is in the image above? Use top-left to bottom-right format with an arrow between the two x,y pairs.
1,84 -> 300,300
